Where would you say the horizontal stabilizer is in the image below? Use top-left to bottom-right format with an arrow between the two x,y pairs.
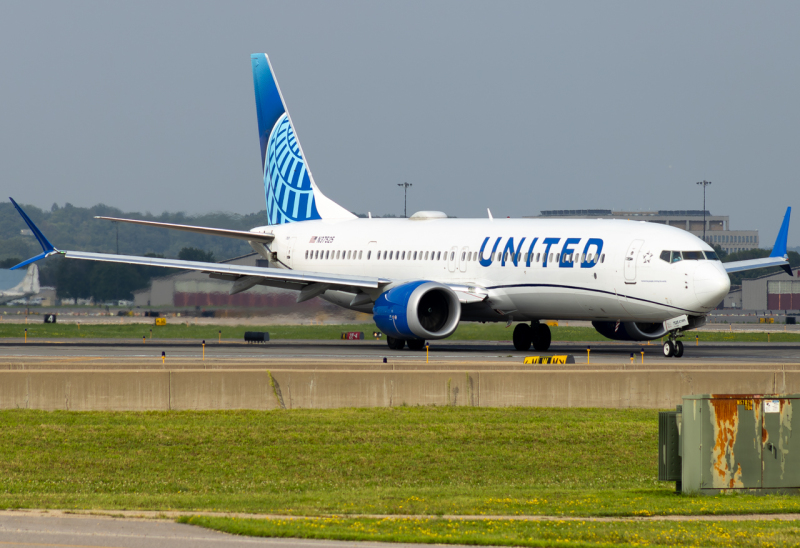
95,216 -> 275,243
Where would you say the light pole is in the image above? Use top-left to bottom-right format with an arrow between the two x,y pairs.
397,182 -> 412,217
696,180 -> 711,241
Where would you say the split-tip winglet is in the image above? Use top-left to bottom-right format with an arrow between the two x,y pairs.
8,197 -> 60,270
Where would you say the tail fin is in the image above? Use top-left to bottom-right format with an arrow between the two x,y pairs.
19,264 -> 40,295
251,54 -> 355,224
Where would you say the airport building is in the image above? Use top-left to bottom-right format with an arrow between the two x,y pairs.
131,252 -> 366,321
530,210 -> 759,254
741,270 -> 800,311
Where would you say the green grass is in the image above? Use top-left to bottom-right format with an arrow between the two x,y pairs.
179,515 -> 800,547
2,408 -> 800,517
2,322 -> 799,343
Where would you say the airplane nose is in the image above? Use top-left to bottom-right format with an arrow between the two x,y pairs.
694,262 -> 730,309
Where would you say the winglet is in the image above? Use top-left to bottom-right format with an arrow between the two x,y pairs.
769,206 -> 791,259
8,198 -> 59,270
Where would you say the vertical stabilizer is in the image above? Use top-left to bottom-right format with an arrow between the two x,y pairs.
20,264 -> 40,295
251,54 -> 355,224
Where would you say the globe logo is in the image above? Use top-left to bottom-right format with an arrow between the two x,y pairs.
265,113 -> 320,224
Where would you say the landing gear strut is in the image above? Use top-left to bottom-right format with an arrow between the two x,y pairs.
513,322 -> 551,352
662,331 -> 684,358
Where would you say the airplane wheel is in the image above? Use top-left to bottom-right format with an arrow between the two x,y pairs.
674,340 -> 684,358
407,339 -> 426,351
513,323 -> 532,351
387,336 -> 406,350
663,341 -> 675,357
532,323 -> 551,351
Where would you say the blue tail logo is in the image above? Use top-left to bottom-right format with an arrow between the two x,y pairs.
252,54 -> 321,225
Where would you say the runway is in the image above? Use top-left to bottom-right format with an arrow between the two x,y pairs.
1,338 -> 799,369
0,511 -> 453,548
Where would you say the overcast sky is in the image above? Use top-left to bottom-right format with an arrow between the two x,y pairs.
1,1 -> 798,244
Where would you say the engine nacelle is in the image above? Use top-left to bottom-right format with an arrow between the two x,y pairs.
592,316 -> 707,341
373,281 -> 461,340
592,321 -> 668,341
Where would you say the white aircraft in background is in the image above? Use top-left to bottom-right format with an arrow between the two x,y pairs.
9,54 -> 793,358
0,264 -> 39,305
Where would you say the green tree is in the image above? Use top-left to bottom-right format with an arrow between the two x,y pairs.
0,258 -> 22,269
178,247 -> 215,262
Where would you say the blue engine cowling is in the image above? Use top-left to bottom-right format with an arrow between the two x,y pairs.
373,281 -> 461,340
592,321 -> 668,341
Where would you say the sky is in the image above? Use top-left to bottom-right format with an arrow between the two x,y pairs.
1,1 -> 799,244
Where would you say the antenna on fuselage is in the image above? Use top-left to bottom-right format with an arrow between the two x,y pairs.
487,208 -> 493,221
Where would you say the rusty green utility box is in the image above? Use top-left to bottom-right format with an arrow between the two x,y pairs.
676,394 -> 800,494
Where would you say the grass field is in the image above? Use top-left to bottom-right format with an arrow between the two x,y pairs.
1,322 -> 799,343
4,407 -> 800,546
2,408 -> 799,517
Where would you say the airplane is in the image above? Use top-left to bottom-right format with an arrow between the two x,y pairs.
0,263 -> 40,305
8,54 -> 793,358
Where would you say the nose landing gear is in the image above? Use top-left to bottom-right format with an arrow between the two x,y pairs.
662,332 -> 685,358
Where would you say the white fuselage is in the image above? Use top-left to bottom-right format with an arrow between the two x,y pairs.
252,216 -> 730,323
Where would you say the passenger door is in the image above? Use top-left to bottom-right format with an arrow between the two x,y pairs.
624,240 -> 644,283
286,237 -> 297,267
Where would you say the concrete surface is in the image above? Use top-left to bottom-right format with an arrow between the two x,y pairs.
1,368 -> 797,411
0,511 -> 465,548
1,340 -> 799,411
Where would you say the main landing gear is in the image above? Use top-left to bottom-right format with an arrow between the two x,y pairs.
662,331 -> 685,358
386,336 -> 426,351
513,322 -> 551,352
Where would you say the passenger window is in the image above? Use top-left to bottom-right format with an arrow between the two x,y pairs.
450,251 -> 455,260
659,250 -> 670,263
600,254 -> 605,263
366,251 -> 370,260
536,253 -> 540,263
415,251 -> 419,260
424,251 -> 429,260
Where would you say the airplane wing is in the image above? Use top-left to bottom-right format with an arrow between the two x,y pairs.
94,216 -> 275,243
722,207 -> 793,276
64,250 -> 387,292
9,198 -> 388,296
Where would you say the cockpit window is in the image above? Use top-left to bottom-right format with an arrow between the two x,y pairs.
670,251 -> 682,263
682,251 -> 705,260
704,250 -> 719,261
659,250 -> 670,263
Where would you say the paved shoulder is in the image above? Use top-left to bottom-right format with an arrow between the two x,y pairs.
0,511 -> 469,548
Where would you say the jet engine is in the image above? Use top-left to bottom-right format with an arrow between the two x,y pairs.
592,316 -> 706,341
373,281 -> 461,340
591,321 -> 668,341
